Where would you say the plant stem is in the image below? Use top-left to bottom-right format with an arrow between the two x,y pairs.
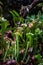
3,42 -> 10,62
15,33 -> 19,61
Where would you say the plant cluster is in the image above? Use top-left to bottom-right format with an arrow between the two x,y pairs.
0,11 -> 43,65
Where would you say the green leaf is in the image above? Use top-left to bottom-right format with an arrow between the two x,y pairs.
35,54 -> 42,63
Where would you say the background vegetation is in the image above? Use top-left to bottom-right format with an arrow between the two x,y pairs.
0,0 -> 43,65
